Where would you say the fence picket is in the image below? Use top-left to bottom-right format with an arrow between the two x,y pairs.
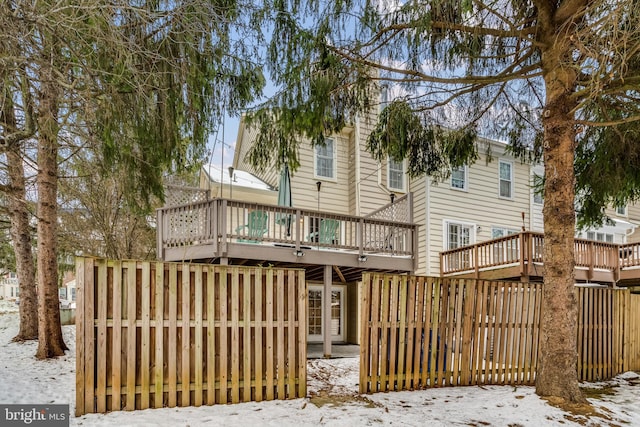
125,261 -> 137,410
154,262 -> 165,408
141,262 -> 151,409
96,259 -> 108,412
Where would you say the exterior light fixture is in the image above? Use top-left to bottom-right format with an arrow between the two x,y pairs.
228,166 -> 235,199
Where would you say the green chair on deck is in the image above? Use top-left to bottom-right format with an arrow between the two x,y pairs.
235,210 -> 268,243
306,218 -> 340,244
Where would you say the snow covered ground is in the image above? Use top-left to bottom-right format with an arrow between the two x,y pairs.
1,299 -> 639,426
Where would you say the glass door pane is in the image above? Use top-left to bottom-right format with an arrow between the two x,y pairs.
331,289 -> 344,341
308,289 -> 323,342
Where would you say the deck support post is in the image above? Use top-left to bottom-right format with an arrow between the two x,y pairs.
323,264 -> 332,358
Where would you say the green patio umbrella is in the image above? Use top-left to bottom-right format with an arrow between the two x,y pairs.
276,163 -> 293,236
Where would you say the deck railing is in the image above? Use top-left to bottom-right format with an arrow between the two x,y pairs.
441,231 -> 640,279
157,198 -> 417,259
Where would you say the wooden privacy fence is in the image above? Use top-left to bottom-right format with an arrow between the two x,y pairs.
360,274 -> 640,393
75,258 -> 307,416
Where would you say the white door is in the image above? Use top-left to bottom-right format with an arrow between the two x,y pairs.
308,285 -> 345,342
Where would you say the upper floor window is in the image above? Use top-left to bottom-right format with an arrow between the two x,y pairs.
388,157 -> 405,191
499,160 -> 513,199
315,138 -> 336,179
616,205 -> 627,216
533,173 -> 543,204
451,166 -> 467,191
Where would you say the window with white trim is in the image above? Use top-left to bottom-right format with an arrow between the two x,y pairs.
451,166 -> 467,190
616,205 -> 627,216
499,160 -> 513,198
315,138 -> 336,179
445,221 -> 473,270
388,157 -> 405,191
586,231 -> 614,243
491,227 -> 519,239
533,173 -> 543,204
446,222 -> 472,250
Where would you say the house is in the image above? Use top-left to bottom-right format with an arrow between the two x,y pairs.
0,272 -> 19,300
159,110 -> 420,356
58,271 -> 77,307
199,163 -> 277,205
159,108 -> 640,354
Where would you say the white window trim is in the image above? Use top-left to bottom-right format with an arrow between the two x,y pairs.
532,173 -> 543,205
443,219 -> 476,250
585,231 -> 614,242
491,226 -> 520,239
616,205 -> 628,216
498,159 -> 514,199
387,157 -> 406,192
307,284 -> 346,343
314,137 -> 337,181
450,165 -> 468,191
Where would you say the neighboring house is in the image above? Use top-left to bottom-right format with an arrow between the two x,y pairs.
0,272 -> 19,300
59,272 -> 77,307
199,163 -> 277,205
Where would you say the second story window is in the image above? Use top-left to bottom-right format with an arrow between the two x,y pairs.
315,138 -> 336,179
388,157 -> 405,191
533,173 -> 543,204
616,205 -> 627,216
499,160 -> 513,199
451,166 -> 467,190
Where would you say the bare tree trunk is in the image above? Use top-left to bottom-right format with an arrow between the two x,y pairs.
535,31 -> 586,403
35,56 -> 67,359
1,88 -> 38,341
7,148 -> 38,341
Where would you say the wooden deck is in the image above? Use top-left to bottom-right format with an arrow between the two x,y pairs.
157,196 -> 418,282
440,231 -> 640,285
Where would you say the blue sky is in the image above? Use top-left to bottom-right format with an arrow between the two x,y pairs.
207,114 -> 240,171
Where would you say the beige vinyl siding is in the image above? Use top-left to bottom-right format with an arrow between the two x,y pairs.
425,144 -> 531,275
355,112 -> 404,215
626,203 -> 640,243
348,127 -> 358,215
409,177 -> 427,275
289,131 -> 352,214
